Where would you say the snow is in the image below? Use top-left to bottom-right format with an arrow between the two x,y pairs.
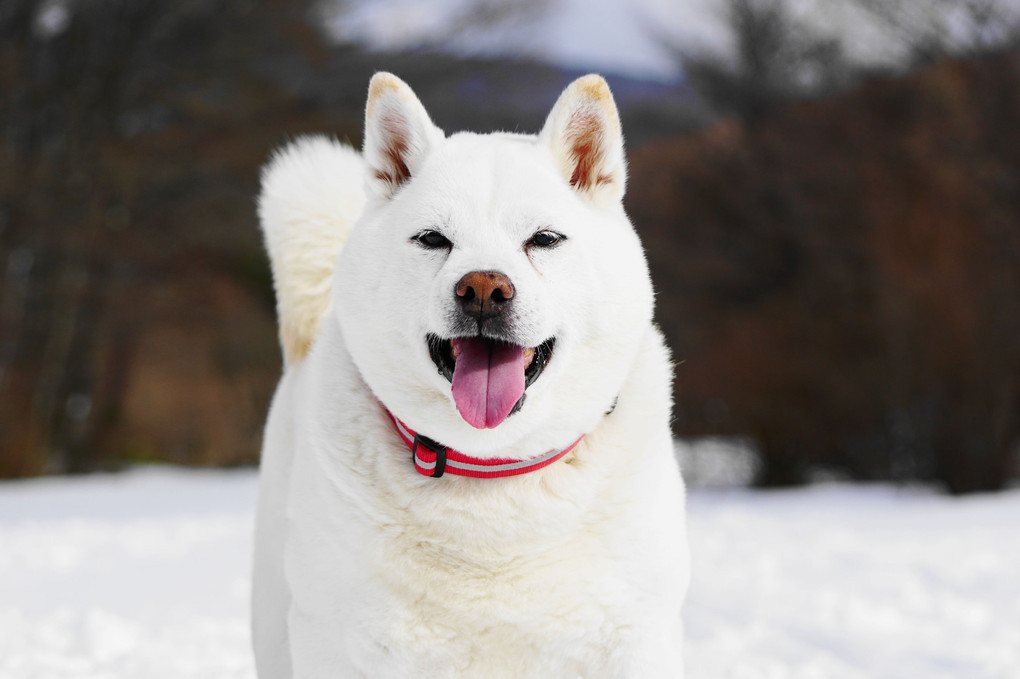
2,466 -> 1018,678
685,484 -> 1020,678
0,469 -> 257,678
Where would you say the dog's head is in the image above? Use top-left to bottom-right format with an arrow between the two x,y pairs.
333,73 -> 654,455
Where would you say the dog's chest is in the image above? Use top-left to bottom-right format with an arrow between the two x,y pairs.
354,523 -> 633,674
283,369 -> 681,676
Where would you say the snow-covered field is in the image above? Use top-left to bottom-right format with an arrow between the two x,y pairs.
1,467 -> 1018,678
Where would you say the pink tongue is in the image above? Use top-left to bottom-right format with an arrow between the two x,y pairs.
451,338 -> 527,429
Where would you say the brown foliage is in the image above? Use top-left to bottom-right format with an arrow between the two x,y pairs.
628,50 -> 1020,492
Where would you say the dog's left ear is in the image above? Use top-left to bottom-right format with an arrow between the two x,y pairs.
540,75 -> 626,206
363,72 -> 444,200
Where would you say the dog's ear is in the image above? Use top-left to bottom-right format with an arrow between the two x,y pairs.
363,72 -> 444,200
540,75 -> 626,206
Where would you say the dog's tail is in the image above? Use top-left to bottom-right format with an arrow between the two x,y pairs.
258,136 -> 366,366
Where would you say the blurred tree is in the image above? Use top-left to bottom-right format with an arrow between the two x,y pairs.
628,50 -> 1020,493
855,0 -> 1020,63
663,0 -> 852,122
0,0 -> 311,475
640,0 -> 1020,492
664,0 -> 1020,122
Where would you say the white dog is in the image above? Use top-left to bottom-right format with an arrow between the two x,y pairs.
252,72 -> 689,678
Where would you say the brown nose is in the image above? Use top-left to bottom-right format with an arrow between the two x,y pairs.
456,271 -> 515,322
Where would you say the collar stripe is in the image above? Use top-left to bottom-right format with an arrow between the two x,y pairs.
392,416 -> 415,445
388,411 -> 582,479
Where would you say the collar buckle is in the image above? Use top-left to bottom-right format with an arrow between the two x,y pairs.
413,433 -> 447,478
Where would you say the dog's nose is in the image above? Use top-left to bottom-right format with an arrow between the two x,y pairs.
456,271 -> 515,321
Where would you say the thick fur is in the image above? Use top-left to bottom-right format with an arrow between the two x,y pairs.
259,137 -> 366,365
253,73 -> 689,678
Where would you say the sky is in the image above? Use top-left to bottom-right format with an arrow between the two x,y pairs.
325,0 -> 1020,83
325,0 -> 716,81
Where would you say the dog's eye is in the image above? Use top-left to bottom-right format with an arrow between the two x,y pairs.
412,230 -> 452,249
526,230 -> 565,249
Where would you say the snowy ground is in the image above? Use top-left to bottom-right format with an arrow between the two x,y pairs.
1,466 -> 1018,678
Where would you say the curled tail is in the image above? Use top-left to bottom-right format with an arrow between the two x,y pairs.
258,136 -> 366,366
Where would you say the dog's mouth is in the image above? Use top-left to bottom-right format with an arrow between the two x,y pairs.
427,334 -> 554,429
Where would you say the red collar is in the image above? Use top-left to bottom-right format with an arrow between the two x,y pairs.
387,411 -> 583,479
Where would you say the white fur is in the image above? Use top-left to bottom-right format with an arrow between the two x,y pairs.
258,137 -> 366,365
253,73 -> 689,678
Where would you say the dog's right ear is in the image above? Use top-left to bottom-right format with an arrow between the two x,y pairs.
363,73 -> 444,200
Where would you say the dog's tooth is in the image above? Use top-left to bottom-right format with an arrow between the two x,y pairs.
451,340 -> 458,359
524,347 -> 535,369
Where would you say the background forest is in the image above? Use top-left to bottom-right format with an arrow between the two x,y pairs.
1,0 -> 1018,493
